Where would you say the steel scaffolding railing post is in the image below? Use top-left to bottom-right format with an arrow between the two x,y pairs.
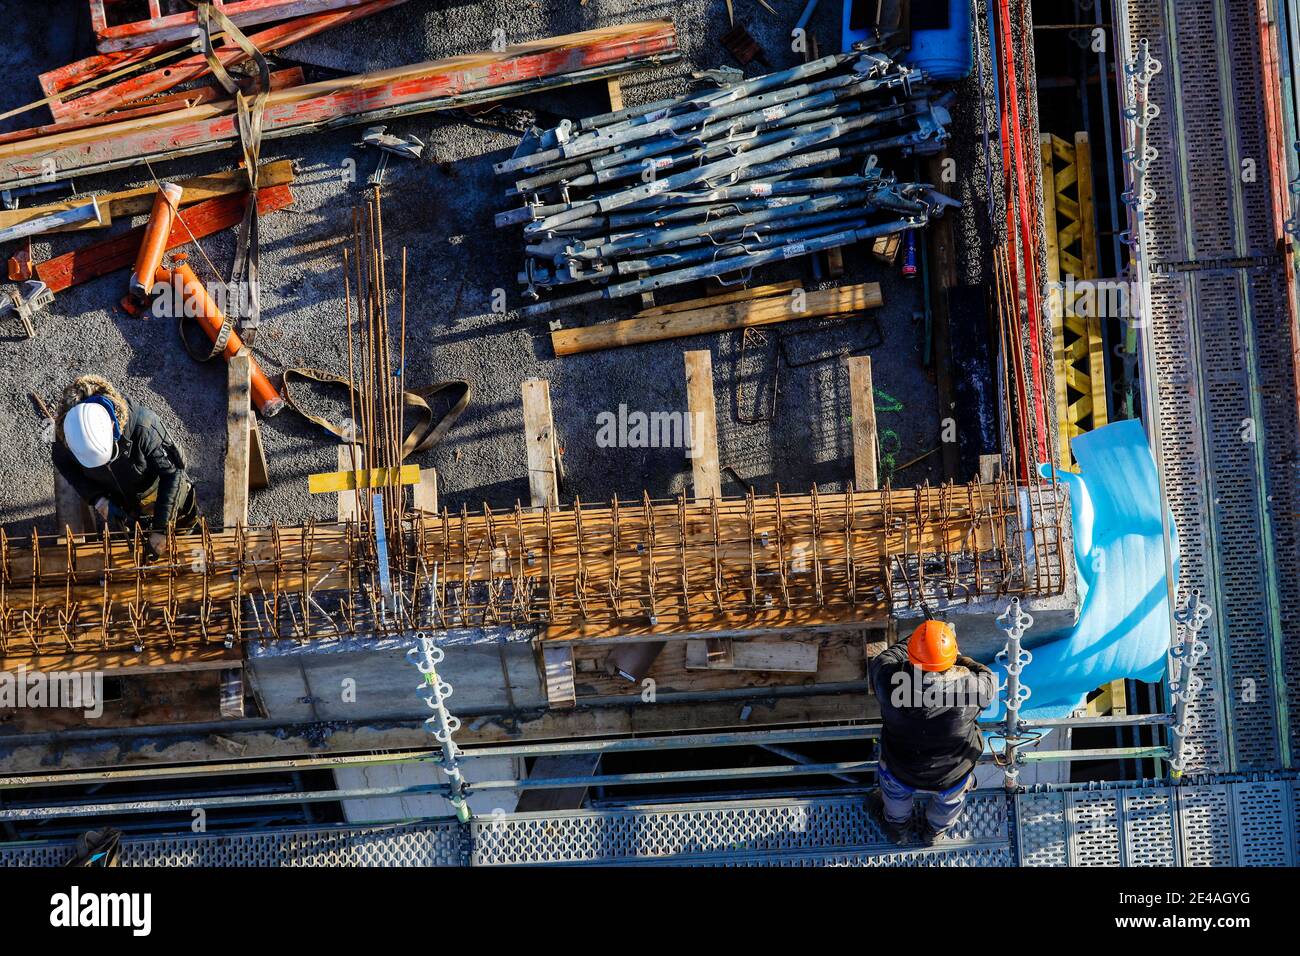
994,597 -> 1034,790
1168,588 -> 1212,779
408,631 -> 471,823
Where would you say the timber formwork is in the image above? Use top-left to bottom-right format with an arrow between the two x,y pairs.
0,482 -> 1068,662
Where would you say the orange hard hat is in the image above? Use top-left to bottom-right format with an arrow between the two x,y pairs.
907,620 -> 958,671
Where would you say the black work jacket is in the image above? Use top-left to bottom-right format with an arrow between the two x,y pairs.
52,400 -> 188,533
868,634 -> 997,790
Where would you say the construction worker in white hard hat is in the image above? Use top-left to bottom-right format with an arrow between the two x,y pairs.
51,376 -> 199,559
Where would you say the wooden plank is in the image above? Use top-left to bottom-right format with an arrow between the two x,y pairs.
336,444 -> 364,521
220,668 -> 246,719
635,280 -> 801,317
0,645 -> 243,675
521,378 -> 559,509
307,464 -> 419,494
685,639 -> 819,673
48,4 -> 403,119
605,76 -> 624,112
32,184 -> 294,293
552,283 -> 881,356
412,467 -> 438,513
54,468 -> 92,535
1,21 -> 679,186
248,417 -> 270,491
684,350 -> 721,500
0,73 -> 303,148
223,350 -> 252,528
847,356 -> 878,490
0,161 -> 293,234
0,200 -> 111,236
92,0 -> 384,53
542,643 -> 577,708
978,453 -> 1002,484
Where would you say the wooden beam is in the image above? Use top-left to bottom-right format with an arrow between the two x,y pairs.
220,668 -> 246,719
1,21 -> 679,187
412,467 -> 438,513
605,77 -> 625,112
0,645 -> 242,675
551,283 -> 881,356
249,417 -> 270,491
32,184 -> 295,294
54,469 -> 92,536
0,161 -> 293,236
522,378 -> 559,509
90,1 -> 382,53
542,643 -> 577,708
634,280 -> 801,317
847,356 -> 878,490
46,3 -> 405,119
685,639 -> 819,673
336,445 -> 365,521
684,350 -> 721,500
0,200 -> 111,237
222,350 -> 252,528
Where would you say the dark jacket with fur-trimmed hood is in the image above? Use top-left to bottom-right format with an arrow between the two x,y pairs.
52,376 -> 189,533
869,633 -> 997,791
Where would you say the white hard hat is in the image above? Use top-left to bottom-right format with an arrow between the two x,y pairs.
64,401 -> 116,468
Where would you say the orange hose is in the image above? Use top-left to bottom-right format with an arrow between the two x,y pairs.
130,182 -> 182,298
155,262 -> 285,416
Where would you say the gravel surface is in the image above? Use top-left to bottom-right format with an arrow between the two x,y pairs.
0,0 -> 971,534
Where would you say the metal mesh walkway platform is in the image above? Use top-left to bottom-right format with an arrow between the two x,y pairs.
1016,775 -> 1299,866
1118,0 -> 1300,773
2,777 -> 1294,866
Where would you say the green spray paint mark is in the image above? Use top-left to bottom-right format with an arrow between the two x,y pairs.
878,429 -> 902,479
874,387 -> 904,413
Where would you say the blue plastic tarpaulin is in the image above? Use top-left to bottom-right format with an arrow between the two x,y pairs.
983,419 -> 1178,720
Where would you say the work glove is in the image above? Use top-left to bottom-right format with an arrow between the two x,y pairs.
93,497 -> 110,522
145,532 -> 170,562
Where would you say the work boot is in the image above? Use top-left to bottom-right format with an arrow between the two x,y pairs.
866,790 -> 915,845
917,818 -> 950,847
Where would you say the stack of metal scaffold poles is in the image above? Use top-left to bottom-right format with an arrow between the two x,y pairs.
494,45 -> 959,316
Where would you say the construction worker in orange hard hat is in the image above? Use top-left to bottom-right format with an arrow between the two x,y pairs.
865,619 -> 996,845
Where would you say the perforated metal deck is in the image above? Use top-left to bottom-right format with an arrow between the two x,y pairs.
1118,0 -> 1300,773
1,778 -> 1294,866
1016,775 -> 1298,867
0,793 -> 1010,868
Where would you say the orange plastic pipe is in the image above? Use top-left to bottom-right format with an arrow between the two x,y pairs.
154,262 -> 285,416
130,182 -> 183,298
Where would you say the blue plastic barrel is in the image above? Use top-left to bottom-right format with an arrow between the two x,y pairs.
841,0 -> 974,82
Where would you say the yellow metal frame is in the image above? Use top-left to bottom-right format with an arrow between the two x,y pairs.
1041,132 -> 1109,473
